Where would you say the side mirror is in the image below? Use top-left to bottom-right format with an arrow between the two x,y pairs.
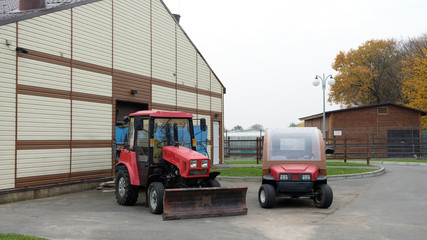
200,118 -> 207,131
136,118 -> 144,131
325,148 -> 334,154
123,116 -> 130,124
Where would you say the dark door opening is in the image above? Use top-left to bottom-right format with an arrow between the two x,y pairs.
116,100 -> 148,124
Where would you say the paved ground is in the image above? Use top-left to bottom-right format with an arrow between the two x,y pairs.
0,164 -> 426,240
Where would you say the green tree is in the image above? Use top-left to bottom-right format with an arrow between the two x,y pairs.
232,125 -> 243,131
330,39 -> 403,107
289,122 -> 297,127
249,124 -> 264,131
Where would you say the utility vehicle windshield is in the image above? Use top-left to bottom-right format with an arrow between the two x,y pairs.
153,118 -> 193,149
266,128 -> 321,161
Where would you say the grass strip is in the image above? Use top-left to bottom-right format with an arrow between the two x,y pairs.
225,160 -> 373,167
214,166 -> 379,177
0,233 -> 48,240
333,158 -> 427,163
213,167 -> 262,177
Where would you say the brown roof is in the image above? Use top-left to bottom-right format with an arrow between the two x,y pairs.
299,103 -> 427,121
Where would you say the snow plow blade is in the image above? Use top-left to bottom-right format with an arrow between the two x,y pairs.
162,187 -> 248,220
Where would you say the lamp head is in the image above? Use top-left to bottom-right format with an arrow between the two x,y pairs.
328,77 -> 335,86
312,78 -> 320,86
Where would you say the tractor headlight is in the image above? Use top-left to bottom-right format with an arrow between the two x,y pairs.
190,160 -> 198,169
201,160 -> 209,168
279,174 -> 289,181
301,174 -> 311,181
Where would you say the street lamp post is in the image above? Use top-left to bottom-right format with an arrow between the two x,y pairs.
312,74 -> 335,144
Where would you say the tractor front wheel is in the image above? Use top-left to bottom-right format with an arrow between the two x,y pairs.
313,183 -> 333,208
115,168 -> 139,206
208,179 -> 221,187
258,184 -> 276,208
148,182 -> 165,214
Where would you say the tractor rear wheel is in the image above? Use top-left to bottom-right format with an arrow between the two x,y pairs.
313,183 -> 333,208
115,168 -> 139,206
148,182 -> 165,214
258,184 -> 276,208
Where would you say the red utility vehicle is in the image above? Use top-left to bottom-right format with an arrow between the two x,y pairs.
258,128 -> 333,208
115,110 -> 247,220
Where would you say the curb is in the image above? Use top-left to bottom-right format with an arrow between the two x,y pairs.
216,167 -> 386,182
328,167 -> 386,180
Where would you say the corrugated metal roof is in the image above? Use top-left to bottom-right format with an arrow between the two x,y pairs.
0,0 -> 90,23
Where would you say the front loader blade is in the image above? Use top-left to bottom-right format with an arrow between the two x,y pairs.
162,187 -> 248,220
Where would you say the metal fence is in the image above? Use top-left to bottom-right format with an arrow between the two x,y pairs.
327,133 -> 427,161
224,137 -> 263,163
224,132 -> 427,163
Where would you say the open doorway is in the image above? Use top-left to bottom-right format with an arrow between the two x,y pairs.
213,121 -> 220,165
116,100 -> 148,124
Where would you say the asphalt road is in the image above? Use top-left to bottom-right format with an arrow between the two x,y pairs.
0,164 -> 426,240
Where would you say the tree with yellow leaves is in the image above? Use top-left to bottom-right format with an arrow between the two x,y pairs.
400,48 -> 427,128
329,39 -> 403,107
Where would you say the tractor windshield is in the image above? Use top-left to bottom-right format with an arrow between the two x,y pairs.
266,128 -> 322,161
153,118 -> 193,149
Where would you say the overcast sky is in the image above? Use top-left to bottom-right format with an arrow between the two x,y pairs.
162,0 -> 427,130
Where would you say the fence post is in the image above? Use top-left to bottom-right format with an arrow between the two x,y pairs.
366,134 -> 370,165
227,137 -> 230,157
256,137 -> 260,164
344,137 -> 347,163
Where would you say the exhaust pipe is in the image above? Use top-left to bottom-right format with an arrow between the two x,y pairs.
19,0 -> 46,11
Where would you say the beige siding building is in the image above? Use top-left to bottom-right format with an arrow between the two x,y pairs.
0,0 -> 225,192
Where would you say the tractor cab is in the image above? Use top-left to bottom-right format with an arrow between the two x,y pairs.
118,111 -> 209,188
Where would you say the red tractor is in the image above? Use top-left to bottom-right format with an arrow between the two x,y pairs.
258,128 -> 333,209
115,111 -> 247,220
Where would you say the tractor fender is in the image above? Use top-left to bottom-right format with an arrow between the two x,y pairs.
315,174 -> 327,184
261,174 -> 277,186
116,149 -> 140,186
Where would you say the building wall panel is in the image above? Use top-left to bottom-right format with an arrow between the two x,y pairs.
73,0 -> 112,68
72,100 -> 112,140
152,0 -> 176,83
152,84 -> 176,106
177,90 -> 196,109
17,95 -> 71,140
71,148 -> 111,172
211,96 -> 222,112
177,29 -> 196,87
72,68 -> 112,97
113,0 -> 150,76
197,56 -> 210,91
211,74 -> 222,94
18,58 -> 71,91
0,23 -> 16,190
18,10 -> 71,58
17,149 -> 70,178
198,94 -> 210,111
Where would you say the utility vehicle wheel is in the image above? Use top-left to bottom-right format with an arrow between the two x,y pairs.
209,179 -> 221,187
258,184 -> 276,208
148,182 -> 165,214
115,168 -> 139,206
313,183 -> 333,208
